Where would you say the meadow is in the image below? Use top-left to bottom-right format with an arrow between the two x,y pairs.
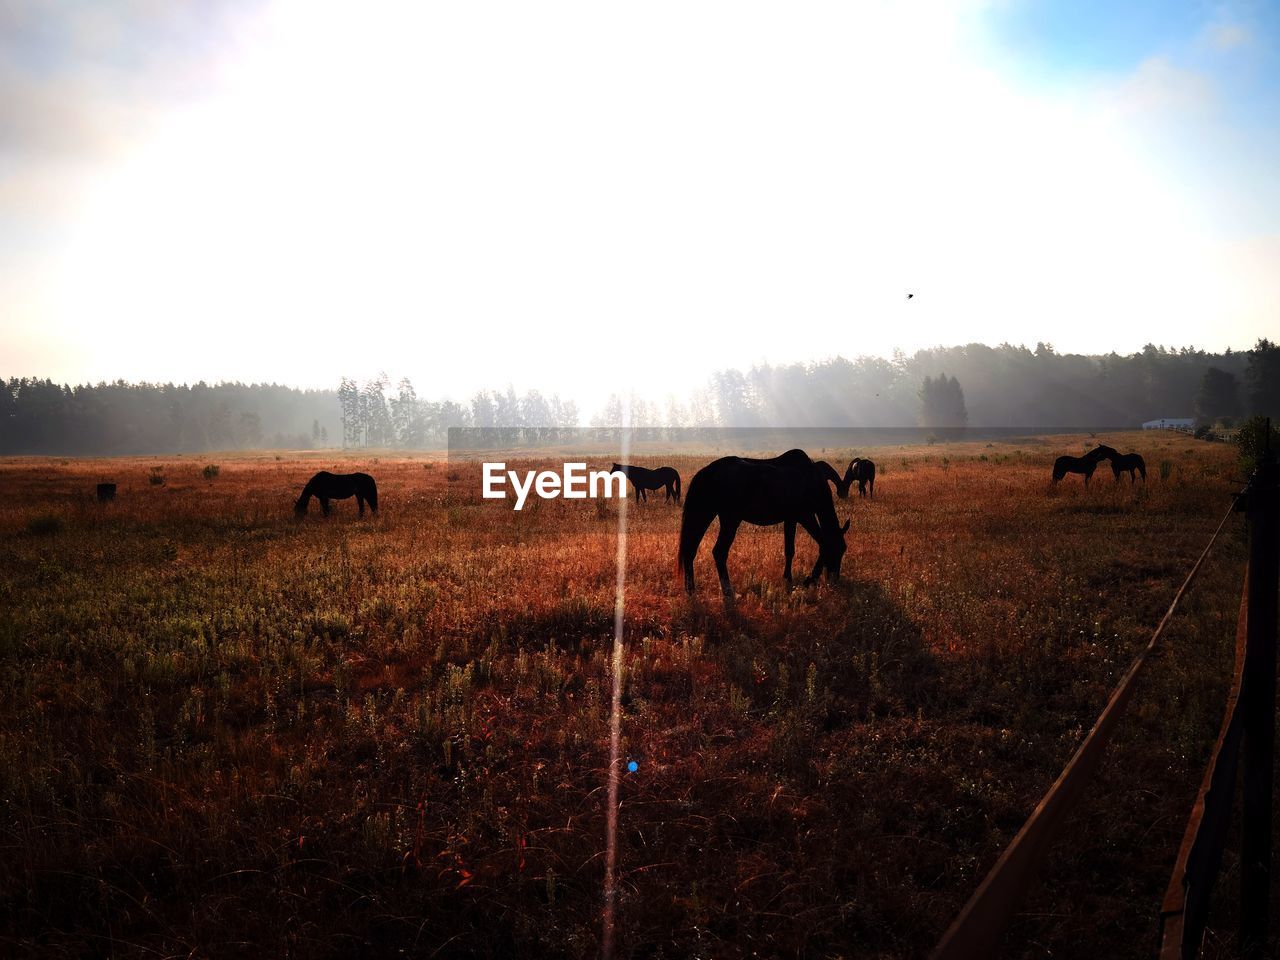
0,433 -> 1260,958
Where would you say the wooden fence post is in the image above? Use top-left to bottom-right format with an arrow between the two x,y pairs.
1242,421 -> 1279,957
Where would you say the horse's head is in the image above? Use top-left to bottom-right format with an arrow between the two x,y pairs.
835,461 -> 856,498
610,462 -> 622,474
821,518 -> 851,579
1090,445 -> 1119,461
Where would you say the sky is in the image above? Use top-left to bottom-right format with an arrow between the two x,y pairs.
1,0 -> 1277,412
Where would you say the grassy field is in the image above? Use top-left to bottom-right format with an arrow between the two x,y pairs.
0,432 -> 1263,958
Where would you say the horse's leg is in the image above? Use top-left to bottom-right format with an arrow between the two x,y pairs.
357,494 -> 365,517
783,520 -> 796,585
682,510 -> 717,594
711,518 -> 741,600
797,514 -> 825,585
321,497 -> 331,516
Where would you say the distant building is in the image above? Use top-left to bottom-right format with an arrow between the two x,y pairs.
1142,418 -> 1195,430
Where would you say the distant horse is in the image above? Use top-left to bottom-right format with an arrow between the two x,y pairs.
611,463 -> 681,503
816,460 -> 854,498
1051,445 -> 1117,486
678,449 -> 850,601
849,458 -> 876,498
1110,451 -> 1147,483
295,471 -> 378,517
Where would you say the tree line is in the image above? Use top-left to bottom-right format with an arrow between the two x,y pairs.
2,340 -> 1276,454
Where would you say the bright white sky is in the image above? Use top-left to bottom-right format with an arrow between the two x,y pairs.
1,0 -> 1277,412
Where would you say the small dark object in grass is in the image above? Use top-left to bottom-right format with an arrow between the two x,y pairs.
28,514 -> 64,536
203,464 -> 220,480
96,483 -> 116,502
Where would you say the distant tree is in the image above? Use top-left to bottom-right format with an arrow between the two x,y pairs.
312,419 -> 320,443
238,411 -> 263,447
470,390 -> 497,428
362,373 -> 391,446
391,378 -> 422,447
1195,367 -> 1241,423
1245,339 -> 1280,417
712,369 -> 754,426
207,402 -> 233,448
591,394 -> 625,429
338,377 -> 360,448
919,374 -> 967,428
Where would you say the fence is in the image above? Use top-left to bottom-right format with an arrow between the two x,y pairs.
932,436 -> 1279,959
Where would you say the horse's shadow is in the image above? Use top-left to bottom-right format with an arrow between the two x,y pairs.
682,577 -> 939,728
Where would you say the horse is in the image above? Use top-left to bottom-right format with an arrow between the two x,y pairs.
1051,445 -> 1117,486
816,460 -> 854,498
295,471 -> 378,517
1110,451 -> 1147,483
611,463 -> 681,503
677,449 -> 850,601
849,458 -> 876,498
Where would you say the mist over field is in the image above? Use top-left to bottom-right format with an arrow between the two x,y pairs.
4,338 -> 1278,455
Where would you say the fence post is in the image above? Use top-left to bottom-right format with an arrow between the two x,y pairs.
1242,420 -> 1279,957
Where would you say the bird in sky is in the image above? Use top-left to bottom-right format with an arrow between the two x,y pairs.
906,293 -> 914,300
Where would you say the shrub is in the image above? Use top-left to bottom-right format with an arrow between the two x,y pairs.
1237,415 -> 1280,475
149,467 -> 165,486
203,464 -> 220,481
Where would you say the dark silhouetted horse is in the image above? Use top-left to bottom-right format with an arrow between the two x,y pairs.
678,449 -> 849,601
849,458 -> 876,498
1051,445 -> 1116,486
816,460 -> 854,498
295,472 -> 378,517
611,463 -> 681,503
1110,451 -> 1147,483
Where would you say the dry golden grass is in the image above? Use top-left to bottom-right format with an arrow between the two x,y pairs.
0,433 -> 1258,958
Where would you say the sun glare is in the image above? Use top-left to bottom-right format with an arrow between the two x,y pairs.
48,1 -> 1250,401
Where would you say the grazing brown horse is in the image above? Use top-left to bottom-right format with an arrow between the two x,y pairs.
816,460 -> 854,498
295,472 -> 378,517
611,463 -> 681,502
678,449 -> 849,602
1051,445 -> 1116,486
849,458 -> 876,498
1110,451 -> 1147,483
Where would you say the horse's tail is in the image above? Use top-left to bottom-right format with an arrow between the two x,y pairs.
1137,457 -> 1147,481
294,480 -> 314,515
673,471 -> 682,503
676,471 -> 716,588
868,466 -> 875,499
365,476 -> 379,512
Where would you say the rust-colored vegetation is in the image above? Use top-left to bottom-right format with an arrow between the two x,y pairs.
0,434 -> 1251,957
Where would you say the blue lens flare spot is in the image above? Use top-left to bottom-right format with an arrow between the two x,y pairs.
627,761 -> 638,773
